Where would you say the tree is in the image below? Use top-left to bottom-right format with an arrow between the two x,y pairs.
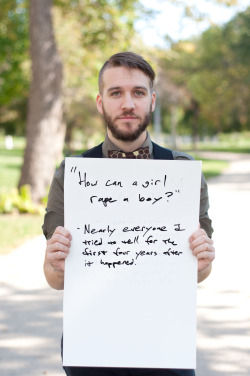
18,0 -> 144,202
18,0 -> 65,202
158,6 -> 250,137
0,0 -> 29,135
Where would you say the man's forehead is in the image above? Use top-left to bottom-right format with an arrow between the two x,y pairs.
101,66 -> 151,91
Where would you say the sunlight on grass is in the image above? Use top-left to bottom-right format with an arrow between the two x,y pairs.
0,214 -> 44,254
201,159 -> 229,180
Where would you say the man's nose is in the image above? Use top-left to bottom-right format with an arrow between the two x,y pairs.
121,93 -> 135,111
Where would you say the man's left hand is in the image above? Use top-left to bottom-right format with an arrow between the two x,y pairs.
189,227 -> 215,281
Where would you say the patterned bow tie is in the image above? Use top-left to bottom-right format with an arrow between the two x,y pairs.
108,147 -> 150,159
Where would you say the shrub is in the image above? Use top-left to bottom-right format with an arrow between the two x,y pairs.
0,185 -> 44,214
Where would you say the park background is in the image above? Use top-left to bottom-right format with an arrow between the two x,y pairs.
1,0 -> 250,251
0,1 -> 250,375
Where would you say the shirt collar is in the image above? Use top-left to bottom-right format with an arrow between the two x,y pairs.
102,131 -> 153,158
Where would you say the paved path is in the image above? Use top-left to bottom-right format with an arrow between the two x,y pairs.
0,152 -> 249,375
195,152 -> 250,375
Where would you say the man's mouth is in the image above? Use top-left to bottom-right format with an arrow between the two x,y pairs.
117,114 -> 139,120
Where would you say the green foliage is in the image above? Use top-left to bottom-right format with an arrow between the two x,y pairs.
52,0 -> 145,143
1,0 -> 250,140
159,6 -> 250,136
0,185 -> 44,214
0,0 -> 30,136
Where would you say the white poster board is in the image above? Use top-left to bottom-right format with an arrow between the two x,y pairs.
63,158 -> 201,369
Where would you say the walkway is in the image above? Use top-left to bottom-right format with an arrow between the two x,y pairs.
196,152 -> 250,375
0,152 -> 249,375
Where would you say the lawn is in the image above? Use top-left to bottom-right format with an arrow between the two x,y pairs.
0,133 -> 244,254
0,137 -> 45,254
0,214 -> 44,254
197,158 -> 228,180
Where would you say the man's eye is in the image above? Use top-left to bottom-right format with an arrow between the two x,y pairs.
134,91 -> 145,96
111,91 -> 120,97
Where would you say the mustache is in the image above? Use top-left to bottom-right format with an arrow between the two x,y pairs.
116,112 -> 140,119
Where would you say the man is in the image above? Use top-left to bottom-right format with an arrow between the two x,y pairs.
43,52 -> 215,376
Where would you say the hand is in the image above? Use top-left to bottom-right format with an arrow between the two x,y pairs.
189,227 -> 215,274
46,226 -> 72,276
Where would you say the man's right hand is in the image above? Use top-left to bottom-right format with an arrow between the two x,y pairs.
44,226 -> 72,289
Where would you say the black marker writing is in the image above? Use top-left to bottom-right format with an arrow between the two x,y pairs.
105,179 -> 123,188
163,248 -> 183,256
82,238 -> 103,246
123,225 -> 167,237
82,248 -> 107,256
84,224 -> 116,237
78,172 -> 98,187
174,224 -> 185,231
84,260 -> 94,267
136,250 -> 158,259
100,259 -> 135,268
121,236 -> 139,245
162,238 -> 177,246
113,248 -> 130,256
90,195 -> 117,207
139,194 -> 162,205
145,235 -> 158,245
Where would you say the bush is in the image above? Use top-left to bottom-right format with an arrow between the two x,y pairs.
0,185 -> 44,214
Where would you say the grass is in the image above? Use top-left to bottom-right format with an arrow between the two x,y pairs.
0,213 -> 44,255
199,159 -> 228,180
0,146 -> 23,189
183,131 -> 250,154
0,136 -> 45,254
0,132 -> 247,254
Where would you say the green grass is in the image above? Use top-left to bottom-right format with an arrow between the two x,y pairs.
0,133 -> 244,254
183,131 -> 250,154
200,159 -> 229,180
0,138 -> 24,190
0,213 -> 44,255
0,136 -> 45,254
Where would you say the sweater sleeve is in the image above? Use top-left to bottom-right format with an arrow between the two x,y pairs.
172,150 -> 213,238
42,160 -> 65,240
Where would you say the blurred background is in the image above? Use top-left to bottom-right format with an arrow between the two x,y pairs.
0,2 -> 250,375
0,0 -> 249,251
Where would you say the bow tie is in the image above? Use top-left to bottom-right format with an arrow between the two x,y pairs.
108,147 -> 150,159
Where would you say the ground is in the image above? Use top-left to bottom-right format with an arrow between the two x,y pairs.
0,152 -> 249,375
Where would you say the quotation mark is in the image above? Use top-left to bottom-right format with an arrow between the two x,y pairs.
71,166 -> 77,173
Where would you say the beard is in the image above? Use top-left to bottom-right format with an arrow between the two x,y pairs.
102,106 -> 152,142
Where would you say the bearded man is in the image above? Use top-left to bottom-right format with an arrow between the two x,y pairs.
43,52 -> 215,376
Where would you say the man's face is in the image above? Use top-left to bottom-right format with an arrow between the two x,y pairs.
96,67 -> 156,142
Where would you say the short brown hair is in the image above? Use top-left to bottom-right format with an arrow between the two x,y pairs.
98,52 -> 155,93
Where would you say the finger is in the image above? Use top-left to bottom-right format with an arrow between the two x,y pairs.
192,241 -> 215,256
191,238 -> 214,255
189,227 -> 207,242
49,250 -> 68,262
196,249 -> 215,262
48,233 -> 71,248
47,240 -> 70,255
54,226 -> 72,240
47,248 -> 68,271
190,234 -> 213,251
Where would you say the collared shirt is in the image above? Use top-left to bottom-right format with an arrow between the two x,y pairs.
102,132 -> 153,158
43,136 -> 213,240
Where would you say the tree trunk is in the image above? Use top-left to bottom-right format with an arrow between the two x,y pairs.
19,0 -> 65,202
153,98 -> 162,144
170,105 -> 177,150
191,99 -> 200,150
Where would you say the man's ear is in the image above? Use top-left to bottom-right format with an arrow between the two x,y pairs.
151,92 -> 156,112
96,94 -> 104,115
